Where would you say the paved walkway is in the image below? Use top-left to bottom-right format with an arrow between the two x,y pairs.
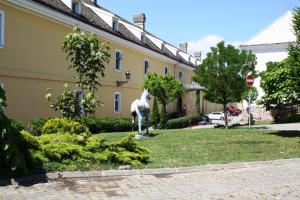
252,122 -> 300,131
1,159 -> 300,199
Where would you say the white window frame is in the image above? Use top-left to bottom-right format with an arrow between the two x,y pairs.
114,92 -> 121,113
144,59 -> 150,75
72,0 -> 81,14
164,66 -> 169,75
115,50 -> 122,72
0,10 -> 5,48
179,70 -> 183,83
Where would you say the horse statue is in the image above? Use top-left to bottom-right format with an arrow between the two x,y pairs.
131,89 -> 151,139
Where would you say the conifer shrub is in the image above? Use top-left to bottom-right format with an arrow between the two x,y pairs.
41,118 -> 91,139
28,117 -> 52,136
150,97 -> 160,129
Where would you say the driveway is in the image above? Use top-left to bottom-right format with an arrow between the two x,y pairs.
252,122 -> 300,131
1,159 -> 300,199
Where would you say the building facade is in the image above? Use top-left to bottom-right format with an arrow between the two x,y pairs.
240,10 -> 296,100
0,0 -> 223,122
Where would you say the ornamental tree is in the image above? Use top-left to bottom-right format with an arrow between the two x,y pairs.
193,41 -> 257,128
47,27 -> 110,117
143,73 -> 184,128
63,27 -> 111,94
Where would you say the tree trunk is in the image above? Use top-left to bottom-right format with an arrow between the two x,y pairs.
196,90 -> 201,116
223,104 -> 229,129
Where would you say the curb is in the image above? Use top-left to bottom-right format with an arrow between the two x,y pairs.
1,158 -> 299,185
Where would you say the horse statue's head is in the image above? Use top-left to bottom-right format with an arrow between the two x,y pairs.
142,88 -> 151,102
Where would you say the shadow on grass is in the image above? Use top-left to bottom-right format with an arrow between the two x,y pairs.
143,132 -> 159,138
230,140 -> 273,145
268,131 -> 300,138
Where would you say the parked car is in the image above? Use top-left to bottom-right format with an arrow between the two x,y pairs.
226,106 -> 242,116
208,112 -> 225,120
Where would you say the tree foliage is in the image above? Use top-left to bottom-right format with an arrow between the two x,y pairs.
143,73 -> 184,128
46,84 -> 102,118
193,41 -> 256,127
242,86 -> 258,104
0,86 -> 28,175
62,27 -> 111,93
259,60 -> 298,110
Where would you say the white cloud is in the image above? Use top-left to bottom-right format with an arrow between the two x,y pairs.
187,35 -> 243,59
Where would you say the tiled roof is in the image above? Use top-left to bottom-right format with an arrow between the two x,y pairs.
30,0 -> 196,68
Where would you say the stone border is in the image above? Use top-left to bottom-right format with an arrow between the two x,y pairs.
1,158 -> 299,185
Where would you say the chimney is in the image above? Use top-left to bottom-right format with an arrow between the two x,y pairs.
194,51 -> 201,61
89,0 -> 97,4
133,13 -> 146,30
179,42 -> 188,53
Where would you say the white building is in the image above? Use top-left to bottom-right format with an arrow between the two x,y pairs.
240,10 -> 296,100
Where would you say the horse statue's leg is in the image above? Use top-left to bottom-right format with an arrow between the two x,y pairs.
138,112 -> 142,135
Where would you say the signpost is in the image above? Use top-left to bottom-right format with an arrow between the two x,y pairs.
246,74 -> 254,128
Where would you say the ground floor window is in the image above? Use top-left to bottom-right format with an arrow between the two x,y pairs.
114,92 -> 121,113
0,10 -> 5,48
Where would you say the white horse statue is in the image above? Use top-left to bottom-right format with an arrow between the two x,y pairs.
131,89 -> 151,139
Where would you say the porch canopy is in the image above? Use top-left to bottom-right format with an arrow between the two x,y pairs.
183,82 -> 205,92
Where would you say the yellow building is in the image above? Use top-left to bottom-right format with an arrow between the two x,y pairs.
0,0 -> 223,122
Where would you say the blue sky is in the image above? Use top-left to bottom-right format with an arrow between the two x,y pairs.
96,0 -> 300,54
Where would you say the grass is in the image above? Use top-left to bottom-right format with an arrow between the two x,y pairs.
98,129 -> 300,168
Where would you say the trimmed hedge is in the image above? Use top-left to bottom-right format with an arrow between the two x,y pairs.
77,117 -> 134,133
28,117 -> 146,134
166,115 -> 202,129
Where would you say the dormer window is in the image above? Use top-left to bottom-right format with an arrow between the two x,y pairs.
72,0 -> 81,14
112,19 -> 119,31
141,33 -> 146,44
161,43 -> 165,51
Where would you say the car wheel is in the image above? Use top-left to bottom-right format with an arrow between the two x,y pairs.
220,117 -> 224,120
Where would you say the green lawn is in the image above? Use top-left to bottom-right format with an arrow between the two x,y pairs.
98,129 -> 300,168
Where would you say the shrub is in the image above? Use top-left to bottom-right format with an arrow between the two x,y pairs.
10,119 -> 25,132
271,107 -> 298,123
41,118 -> 91,139
26,133 -> 149,171
77,117 -> 146,134
166,115 -> 202,129
167,111 -> 186,120
28,117 -> 52,136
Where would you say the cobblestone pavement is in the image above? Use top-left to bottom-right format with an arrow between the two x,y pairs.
1,159 -> 300,200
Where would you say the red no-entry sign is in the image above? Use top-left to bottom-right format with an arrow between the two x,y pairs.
246,74 -> 254,86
